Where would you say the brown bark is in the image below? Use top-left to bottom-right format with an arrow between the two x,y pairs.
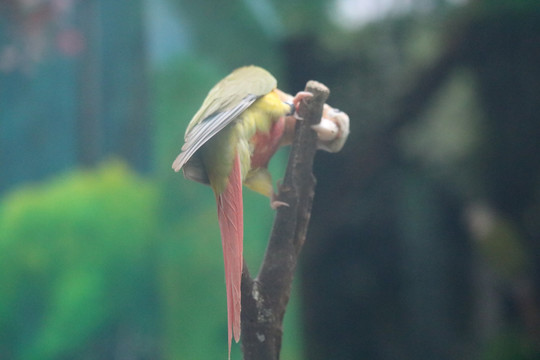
240,81 -> 330,359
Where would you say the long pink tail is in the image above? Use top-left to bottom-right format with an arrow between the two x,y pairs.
216,153 -> 243,358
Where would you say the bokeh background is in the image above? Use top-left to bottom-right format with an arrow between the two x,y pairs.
1,0 -> 540,359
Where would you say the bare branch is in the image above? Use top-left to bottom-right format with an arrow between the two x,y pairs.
241,81 -> 330,359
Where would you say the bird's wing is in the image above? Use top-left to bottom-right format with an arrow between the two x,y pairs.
171,94 -> 258,172
172,65 -> 278,172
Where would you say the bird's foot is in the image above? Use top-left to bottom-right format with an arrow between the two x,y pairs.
312,119 -> 339,141
292,91 -> 313,120
270,191 -> 289,209
313,107 -> 350,153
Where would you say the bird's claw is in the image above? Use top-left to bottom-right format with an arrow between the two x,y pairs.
313,108 -> 350,153
270,191 -> 289,209
292,91 -> 313,120
312,119 -> 339,141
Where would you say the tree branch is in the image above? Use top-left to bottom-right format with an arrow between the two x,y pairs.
241,81 -> 330,359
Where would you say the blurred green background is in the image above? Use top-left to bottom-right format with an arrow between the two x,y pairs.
2,0 -> 540,359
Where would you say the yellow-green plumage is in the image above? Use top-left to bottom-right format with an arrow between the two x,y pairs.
173,65 -> 290,195
202,90 -> 290,194
171,65 -> 292,358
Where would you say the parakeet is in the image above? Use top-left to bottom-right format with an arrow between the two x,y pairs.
172,65 -> 349,358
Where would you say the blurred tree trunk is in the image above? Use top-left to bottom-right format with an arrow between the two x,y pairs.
0,0 -> 150,196
466,6 -> 540,348
99,0 -> 150,173
76,0 -> 150,172
76,0 -> 102,167
286,2 -> 540,359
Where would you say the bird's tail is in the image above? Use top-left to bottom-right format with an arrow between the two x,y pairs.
216,153 -> 243,359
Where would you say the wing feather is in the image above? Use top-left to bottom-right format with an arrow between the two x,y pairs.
172,66 -> 278,173
172,94 -> 257,172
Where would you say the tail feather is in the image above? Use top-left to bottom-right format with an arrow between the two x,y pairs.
216,153 -> 243,358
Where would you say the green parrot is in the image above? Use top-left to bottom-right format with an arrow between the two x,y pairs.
172,65 -> 349,357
